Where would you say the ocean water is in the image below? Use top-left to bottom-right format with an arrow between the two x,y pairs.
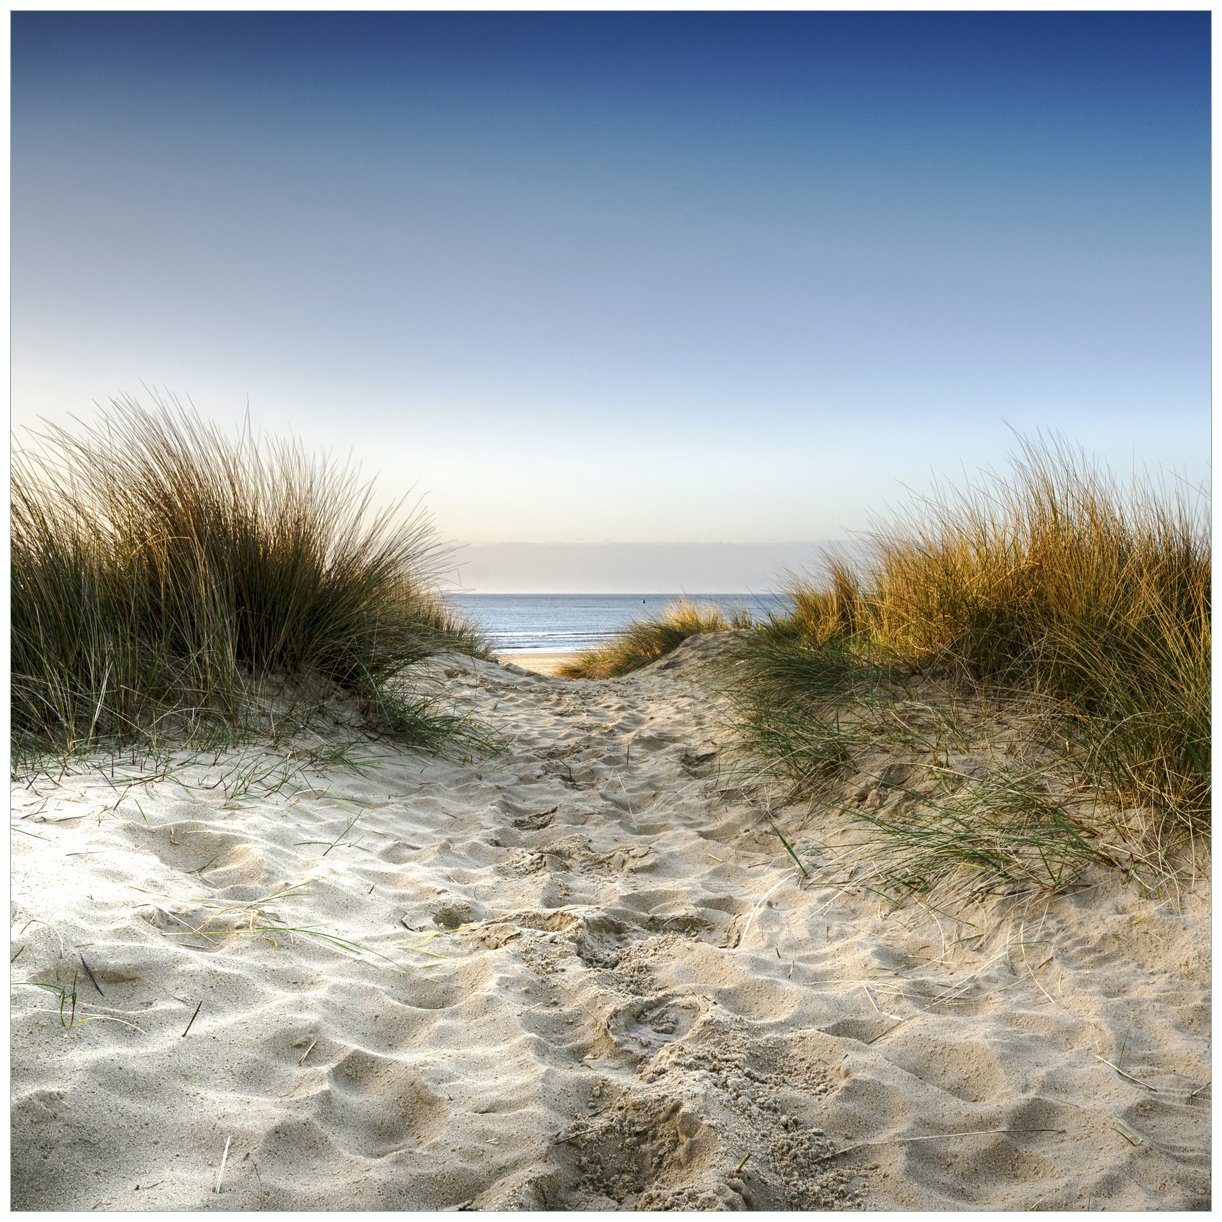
448,593 -> 789,654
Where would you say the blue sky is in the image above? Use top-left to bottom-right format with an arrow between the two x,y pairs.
11,13 -> 1210,589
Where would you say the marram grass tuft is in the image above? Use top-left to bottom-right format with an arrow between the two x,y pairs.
730,438 -> 1209,892
12,395 -> 487,756
557,598 -> 752,679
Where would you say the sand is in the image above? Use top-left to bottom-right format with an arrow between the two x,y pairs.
10,633 -> 1211,1209
496,650 -> 579,676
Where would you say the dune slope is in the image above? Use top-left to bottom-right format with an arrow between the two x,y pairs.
10,634 -> 1210,1209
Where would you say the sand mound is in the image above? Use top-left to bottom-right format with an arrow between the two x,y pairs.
10,646 -> 1210,1209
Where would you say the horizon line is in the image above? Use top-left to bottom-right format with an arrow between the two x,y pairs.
450,539 -> 838,548
445,590 -> 792,598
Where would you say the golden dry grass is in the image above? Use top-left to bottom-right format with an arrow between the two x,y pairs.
733,439 -> 1209,888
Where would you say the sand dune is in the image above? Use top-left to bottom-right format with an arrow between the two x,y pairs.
10,634 -> 1210,1209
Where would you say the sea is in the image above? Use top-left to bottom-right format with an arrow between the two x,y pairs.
449,593 -> 790,654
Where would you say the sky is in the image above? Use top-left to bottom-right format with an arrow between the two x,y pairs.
10,12 -> 1211,591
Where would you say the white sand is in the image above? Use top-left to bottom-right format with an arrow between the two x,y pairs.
10,634 -> 1211,1209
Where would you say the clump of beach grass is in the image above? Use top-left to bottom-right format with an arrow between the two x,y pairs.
12,394 -> 487,758
730,438 -> 1209,894
558,598 -> 752,679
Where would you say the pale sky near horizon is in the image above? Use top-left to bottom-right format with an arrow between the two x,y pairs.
11,12 -> 1210,591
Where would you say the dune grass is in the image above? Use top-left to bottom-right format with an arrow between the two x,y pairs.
12,395 -> 487,759
557,598 -> 752,679
731,439 -> 1209,894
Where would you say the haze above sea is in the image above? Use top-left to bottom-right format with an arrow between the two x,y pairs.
449,593 -> 790,654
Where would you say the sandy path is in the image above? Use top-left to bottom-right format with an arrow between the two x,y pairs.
494,650 -> 578,676
10,636 -> 1210,1209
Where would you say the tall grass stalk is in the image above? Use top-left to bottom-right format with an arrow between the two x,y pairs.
12,395 -> 486,755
